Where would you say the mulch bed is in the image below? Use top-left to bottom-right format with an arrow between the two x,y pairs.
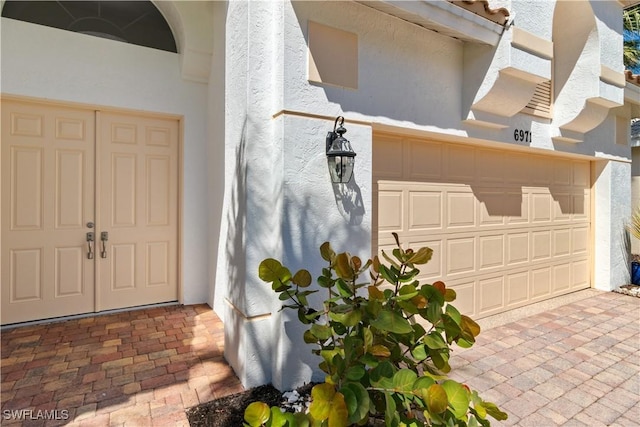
186,384 -> 283,427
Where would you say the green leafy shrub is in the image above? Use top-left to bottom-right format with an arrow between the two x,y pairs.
244,233 -> 507,427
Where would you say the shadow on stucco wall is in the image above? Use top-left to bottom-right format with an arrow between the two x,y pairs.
331,178 -> 365,226
223,116 -> 277,385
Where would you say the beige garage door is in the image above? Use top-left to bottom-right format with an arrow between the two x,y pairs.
1,99 -> 179,324
374,135 -> 591,319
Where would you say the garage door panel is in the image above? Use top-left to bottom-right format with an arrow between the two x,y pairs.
378,190 -> 403,231
531,266 -> 552,299
477,149 -> 505,183
552,193 -> 572,221
573,162 -> 590,187
446,145 -> 475,181
532,230 -> 551,260
572,227 -> 589,254
505,153 -> 531,184
554,160 -> 572,186
478,191 -> 507,226
446,237 -> 475,275
479,235 -> 504,270
506,271 -> 529,306
448,280 -> 475,316
408,191 -> 442,230
479,276 -> 504,314
375,137 -> 591,320
572,192 -> 589,219
572,260 -> 589,289
507,232 -> 529,265
407,239 -> 442,279
531,192 -> 552,223
373,136 -> 403,179
531,157 -> 552,185
553,264 -> 572,292
553,228 -> 572,257
408,140 -> 442,180
447,191 -> 475,228
506,193 -> 529,224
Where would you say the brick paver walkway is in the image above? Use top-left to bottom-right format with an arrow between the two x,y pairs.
1,292 -> 638,426
450,292 -> 640,426
1,304 -> 243,426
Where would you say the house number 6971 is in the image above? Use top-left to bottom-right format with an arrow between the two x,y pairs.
514,129 -> 531,143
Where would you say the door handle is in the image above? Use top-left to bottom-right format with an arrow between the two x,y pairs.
86,232 -> 95,259
100,232 -> 109,258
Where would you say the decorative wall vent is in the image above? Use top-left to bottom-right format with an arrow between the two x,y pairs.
522,80 -> 552,118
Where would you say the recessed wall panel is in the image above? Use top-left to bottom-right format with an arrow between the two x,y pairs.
11,249 -> 42,301
55,247 -> 83,296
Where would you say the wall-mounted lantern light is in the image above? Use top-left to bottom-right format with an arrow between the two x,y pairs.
326,116 -> 356,183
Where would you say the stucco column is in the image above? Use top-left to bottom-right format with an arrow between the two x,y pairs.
593,159 -> 632,289
220,0 -> 284,388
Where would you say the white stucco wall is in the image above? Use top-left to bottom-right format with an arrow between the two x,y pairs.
1,17 -> 210,305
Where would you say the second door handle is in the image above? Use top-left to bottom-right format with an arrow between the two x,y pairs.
100,232 -> 109,258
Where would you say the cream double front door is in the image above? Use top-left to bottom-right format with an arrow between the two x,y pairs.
1,100 -> 179,324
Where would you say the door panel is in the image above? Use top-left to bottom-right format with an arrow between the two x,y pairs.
97,112 -> 178,311
1,101 -> 95,324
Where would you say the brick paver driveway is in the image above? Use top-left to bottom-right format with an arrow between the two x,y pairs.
1,291 -> 638,426
1,305 -> 242,426
450,291 -> 640,426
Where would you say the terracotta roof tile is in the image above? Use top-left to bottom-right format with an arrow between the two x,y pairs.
449,0 -> 510,26
626,70 -> 640,86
